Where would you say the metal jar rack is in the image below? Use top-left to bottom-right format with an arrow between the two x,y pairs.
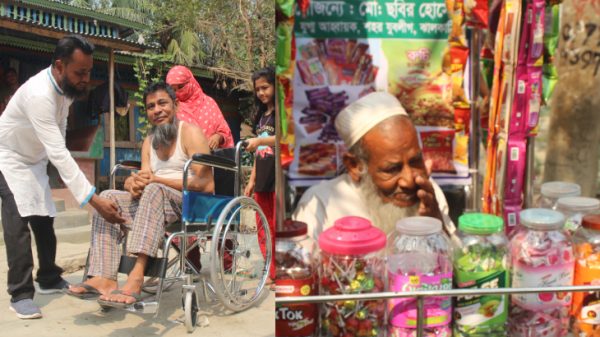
276,284 -> 600,337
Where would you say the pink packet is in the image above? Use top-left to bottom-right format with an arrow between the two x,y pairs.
517,3 -> 532,66
503,138 -> 527,203
504,203 -> 521,236
509,65 -> 529,137
528,0 -> 545,66
526,67 -> 543,133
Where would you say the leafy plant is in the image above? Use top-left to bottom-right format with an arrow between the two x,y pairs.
132,53 -> 170,140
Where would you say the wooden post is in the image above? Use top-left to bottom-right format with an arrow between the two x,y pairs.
109,49 -> 116,172
544,1 -> 600,196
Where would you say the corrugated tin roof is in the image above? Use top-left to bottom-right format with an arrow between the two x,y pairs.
0,35 -> 214,80
12,0 -> 148,31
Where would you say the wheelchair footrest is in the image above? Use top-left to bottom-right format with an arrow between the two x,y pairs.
118,255 -> 168,278
129,300 -> 158,314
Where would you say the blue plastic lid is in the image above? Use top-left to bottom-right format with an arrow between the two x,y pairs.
519,208 -> 565,230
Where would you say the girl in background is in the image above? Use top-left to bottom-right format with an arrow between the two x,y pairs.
244,67 -> 276,287
166,65 -> 234,149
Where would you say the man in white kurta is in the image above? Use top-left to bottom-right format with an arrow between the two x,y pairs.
0,35 -> 124,319
293,92 -> 456,241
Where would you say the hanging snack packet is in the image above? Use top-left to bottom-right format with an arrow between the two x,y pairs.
509,66 -> 529,137
419,130 -> 457,174
528,0 -> 546,67
526,67 -> 543,133
450,46 -> 470,109
543,5 -> 560,103
449,0 -> 468,48
503,139 -> 527,204
464,0 -> 489,28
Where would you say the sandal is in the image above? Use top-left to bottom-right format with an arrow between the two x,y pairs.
65,283 -> 101,300
97,289 -> 142,309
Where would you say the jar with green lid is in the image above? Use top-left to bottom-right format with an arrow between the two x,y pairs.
453,213 -> 509,337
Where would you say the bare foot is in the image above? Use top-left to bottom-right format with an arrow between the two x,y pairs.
99,276 -> 144,304
69,277 -> 117,296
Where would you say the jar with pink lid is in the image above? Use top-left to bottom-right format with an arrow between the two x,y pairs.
508,208 -> 574,337
387,216 -> 452,337
318,216 -> 387,337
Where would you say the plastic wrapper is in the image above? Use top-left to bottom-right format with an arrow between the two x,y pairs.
450,46 -> 469,109
542,5 -> 560,103
503,139 -> 526,204
448,0 -> 468,48
508,65 -> 528,136
419,130 -> 457,174
276,0 -> 295,18
528,0 -> 545,67
503,203 -> 521,236
277,21 -> 294,74
464,0 -> 489,28
526,67 -> 542,133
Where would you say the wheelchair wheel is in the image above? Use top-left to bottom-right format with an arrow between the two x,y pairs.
209,196 -> 272,312
183,289 -> 198,333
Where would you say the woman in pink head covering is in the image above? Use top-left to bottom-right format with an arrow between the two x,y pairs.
166,65 -> 234,149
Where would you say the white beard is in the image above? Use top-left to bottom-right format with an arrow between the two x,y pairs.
358,173 -> 419,236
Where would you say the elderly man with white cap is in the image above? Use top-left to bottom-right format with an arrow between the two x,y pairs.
293,92 -> 455,239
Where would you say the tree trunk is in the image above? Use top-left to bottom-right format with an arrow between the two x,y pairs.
544,0 -> 600,197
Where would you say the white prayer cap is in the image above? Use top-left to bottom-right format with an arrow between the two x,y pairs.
335,91 -> 408,148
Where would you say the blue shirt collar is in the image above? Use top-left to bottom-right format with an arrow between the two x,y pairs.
47,67 -> 64,96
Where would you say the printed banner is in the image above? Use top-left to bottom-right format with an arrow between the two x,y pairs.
289,0 -> 470,186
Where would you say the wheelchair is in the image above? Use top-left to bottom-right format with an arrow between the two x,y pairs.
84,141 -> 272,333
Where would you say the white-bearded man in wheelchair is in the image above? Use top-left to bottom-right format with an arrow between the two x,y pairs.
67,82 -> 214,307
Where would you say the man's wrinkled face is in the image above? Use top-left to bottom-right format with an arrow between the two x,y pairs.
361,116 -> 427,208
145,90 -> 177,127
55,49 -> 93,99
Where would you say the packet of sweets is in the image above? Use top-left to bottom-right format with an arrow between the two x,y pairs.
465,0 -> 489,28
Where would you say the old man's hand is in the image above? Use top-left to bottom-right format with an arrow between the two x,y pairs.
415,159 -> 443,222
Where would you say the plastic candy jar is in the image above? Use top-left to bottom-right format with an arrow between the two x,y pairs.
508,208 -> 574,337
276,220 -> 317,337
538,181 -> 581,210
453,213 -> 509,337
387,216 -> 452,337
556,196 -> 600,233
572,214 -> 600,337
318,216 -> 386,337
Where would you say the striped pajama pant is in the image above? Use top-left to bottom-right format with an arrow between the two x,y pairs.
87,183 -> 182,280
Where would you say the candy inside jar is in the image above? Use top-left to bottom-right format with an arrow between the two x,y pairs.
275,220 -> 317,337
572,214 -> 600,337
318,216 -> 386,337
453,213 -> 509,337
508,208 -> 573,337
387,216 -> 453,337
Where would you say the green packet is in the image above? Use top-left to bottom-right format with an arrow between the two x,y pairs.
543,5 -> 560,58
276,0 -> 295,18
276,21 -> 293,73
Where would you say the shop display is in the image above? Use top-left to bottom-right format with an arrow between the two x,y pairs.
276,220 -> 317,337
508,209 -> 574,337
572,215 -> 600,337
276,1 -> 596,336
556,197 -> 600,233
289,0 -> 471,186
538,181 -> 582,210
387,217 -> 452,337
318,216 -> 387,337
453,213 -> 509,337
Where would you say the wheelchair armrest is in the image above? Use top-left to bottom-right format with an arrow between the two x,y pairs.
192,153 -> 236,170
120,160 -> 142,169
